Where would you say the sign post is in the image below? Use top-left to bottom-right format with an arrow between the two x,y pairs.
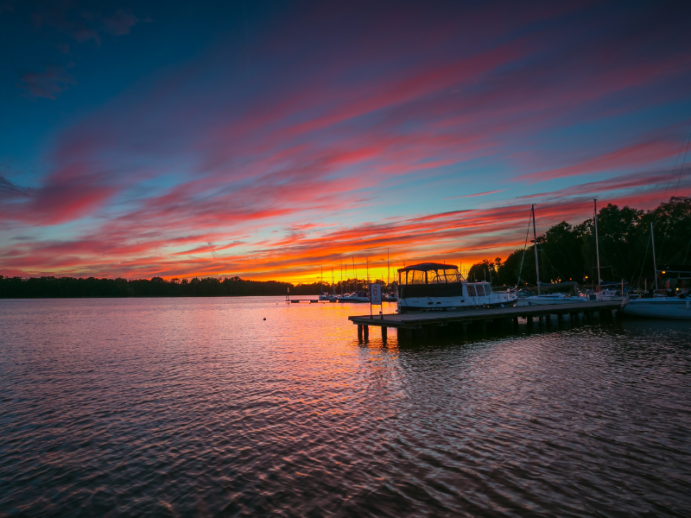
370,283 -> 381,318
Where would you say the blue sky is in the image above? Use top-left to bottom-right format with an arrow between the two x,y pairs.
1,0 -> 691,282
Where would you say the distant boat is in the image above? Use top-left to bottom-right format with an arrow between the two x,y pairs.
526,292 -> 588,305
319,267 -> 329,300
328,267 -> 338,301
339,291 -> 370,303
596,285 -> 625,302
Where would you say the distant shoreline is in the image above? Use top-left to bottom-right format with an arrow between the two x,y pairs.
0,275 -> 382,299
0,294 -> 302,299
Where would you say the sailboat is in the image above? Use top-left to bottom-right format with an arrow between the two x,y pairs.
623,223 -> 691,319
623,296 -> 691,319
328,267 -> 339,302
526,204 -> 588,305
318,266 -> 330,301
339,257 -> 369,302
383,249 -> 397,301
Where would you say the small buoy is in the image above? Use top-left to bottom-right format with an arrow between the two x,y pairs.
263,317 -> 266,320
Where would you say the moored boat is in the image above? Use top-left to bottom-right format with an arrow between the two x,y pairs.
622,223 -> 691,319
622,296 -> 691,319
339,291 -> 370,303
396,263 -> 517,313
526,292 -> 588,305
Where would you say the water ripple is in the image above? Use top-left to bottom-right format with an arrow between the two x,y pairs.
1,298 -> 691,516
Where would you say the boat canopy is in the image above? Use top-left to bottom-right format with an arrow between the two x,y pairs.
397,263 -> 463,285
397,263 -> 458,273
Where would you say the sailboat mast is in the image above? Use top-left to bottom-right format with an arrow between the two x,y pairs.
320,266 -> 322,294
332,267 -> 334,295
387,249 -> 390,288
532,204 -> 541,295
651,222 -> 658,290
352,257 -> 356,292
594,199 -> 602,287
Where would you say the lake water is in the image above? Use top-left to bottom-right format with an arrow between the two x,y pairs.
1,297 -> 691,517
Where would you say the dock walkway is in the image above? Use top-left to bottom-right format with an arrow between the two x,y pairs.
348,300 -> 622,340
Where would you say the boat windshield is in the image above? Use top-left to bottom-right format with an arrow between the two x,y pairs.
428,269 -> 462,284
401,268 -> 462,285
409,270 -> 426,284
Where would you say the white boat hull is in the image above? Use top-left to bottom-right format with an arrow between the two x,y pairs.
398,293 -> 517,313
623,298 -> 691,320
526,296 -> 588,306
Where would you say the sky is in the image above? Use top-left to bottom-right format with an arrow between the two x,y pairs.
1,0 -> 691,284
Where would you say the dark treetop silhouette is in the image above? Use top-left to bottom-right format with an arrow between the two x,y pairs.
467,197 -> 691,288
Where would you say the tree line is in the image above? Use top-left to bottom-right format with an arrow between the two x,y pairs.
0,275 -> 325,298
467,196 -> 691,288
0,274 -> 397,299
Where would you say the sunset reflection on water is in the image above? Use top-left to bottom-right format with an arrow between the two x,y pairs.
1,297 -> 690,516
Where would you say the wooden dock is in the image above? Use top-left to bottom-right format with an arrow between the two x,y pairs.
348,300 -> 622,341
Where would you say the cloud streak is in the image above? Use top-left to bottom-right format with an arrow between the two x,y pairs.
443,190 -> 505,200
2,167 -> 688,281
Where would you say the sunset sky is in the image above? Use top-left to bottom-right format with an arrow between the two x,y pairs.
1,0 -> 691,283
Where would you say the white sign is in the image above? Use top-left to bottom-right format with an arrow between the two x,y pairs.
370,283 -> 382,305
